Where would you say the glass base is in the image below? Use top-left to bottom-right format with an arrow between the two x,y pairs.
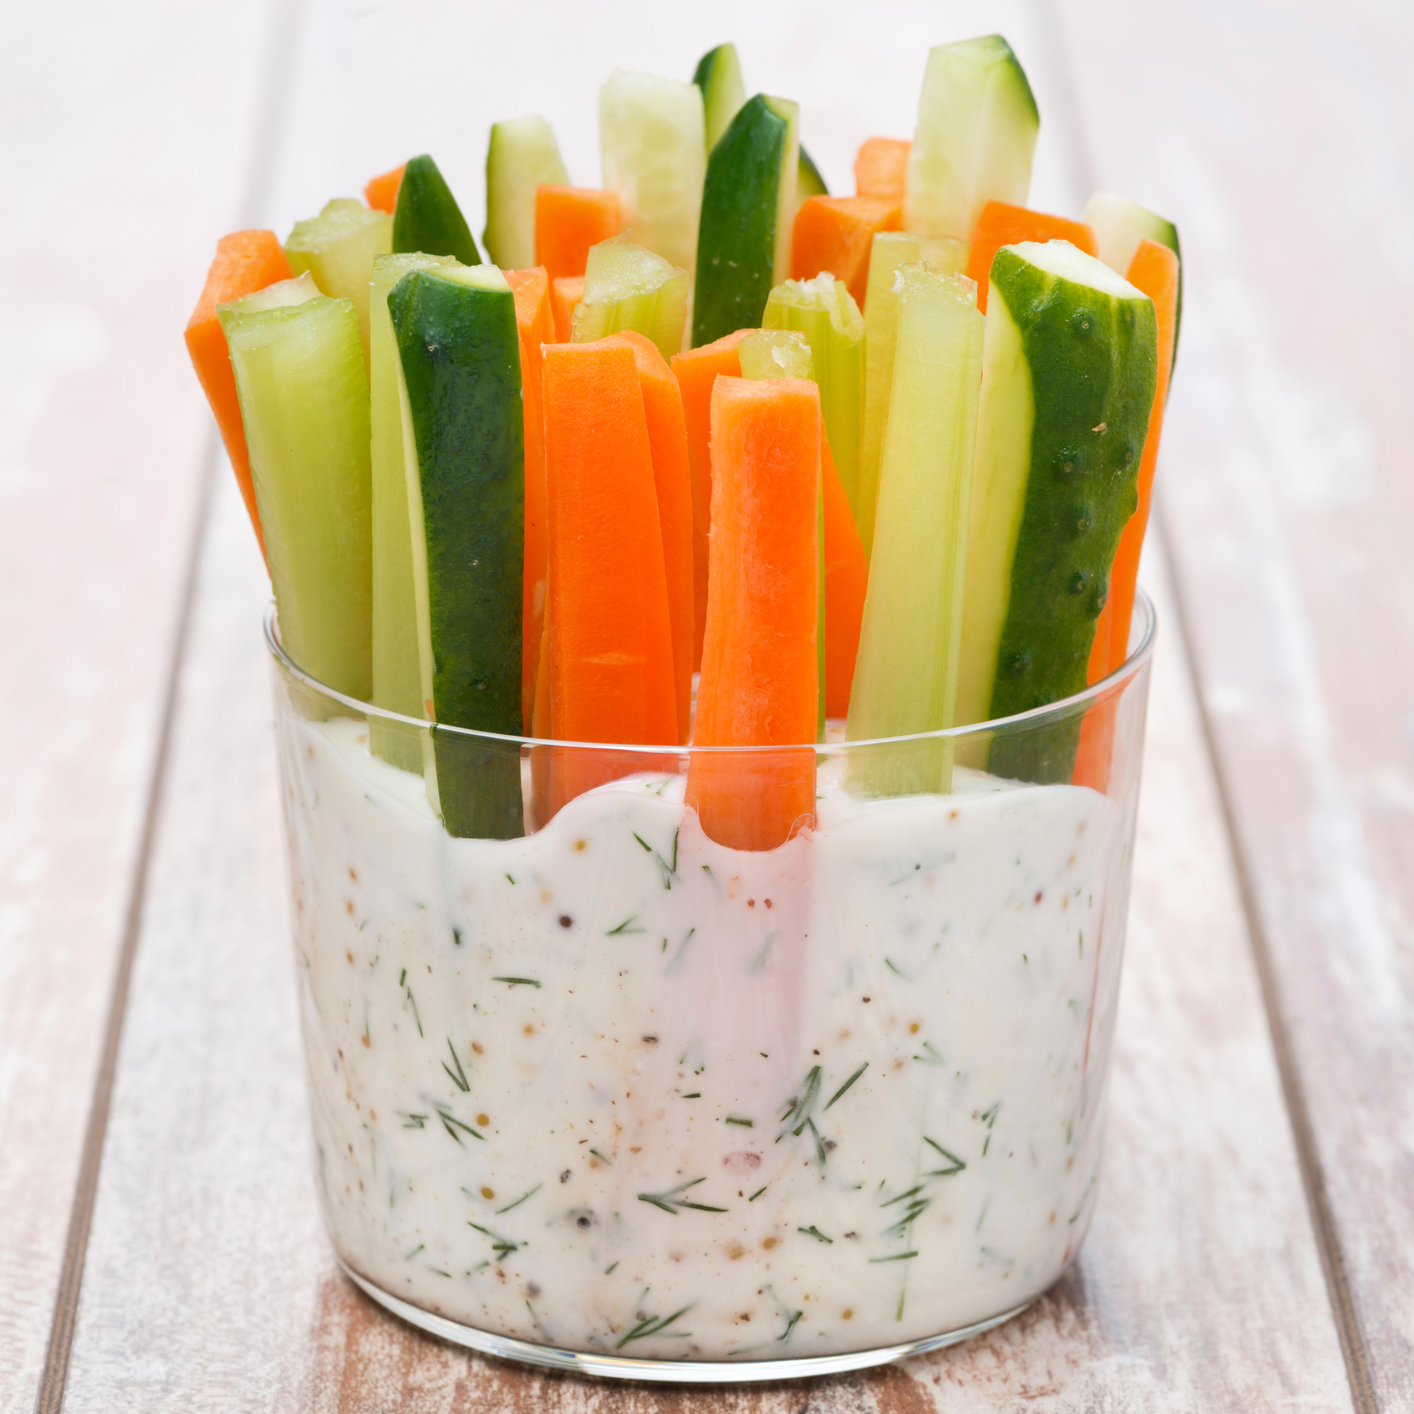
337,1258 -> 1036,1383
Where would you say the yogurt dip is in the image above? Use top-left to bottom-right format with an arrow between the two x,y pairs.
277,714 -> 1128,1361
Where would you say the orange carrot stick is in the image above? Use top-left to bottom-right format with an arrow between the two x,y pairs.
965,201 -> 1097,313
790,196 -> 902,309
1106,238 -> 1178,670
821,430 -> 867,717
364,162 -> 406,214
505,266 -> 557,731
687,377 -> 820,850
854,138 -> 911,201
184,229 -> 295,567
603,331 -> 695,743
550,275 -> 584,342
535,186 -> 622,282
670,328 -> 750,669
542,339 -> 677,807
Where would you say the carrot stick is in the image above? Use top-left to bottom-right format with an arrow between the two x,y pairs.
854,138 -> 911,201
603,331 -> 695,743
670,328 -> 750,669
535,186 -> 622,281
790,196 -> 901,309
364,162 -> 406,214
542,339 -> 677,809
965,200 -> 1097,313
687,377 -> 819,850
821,431 -> 867,718
184,230 -> 294,567
1106,237 -> 1178,672
505,266 -> 557,731
550,275 -> 584,342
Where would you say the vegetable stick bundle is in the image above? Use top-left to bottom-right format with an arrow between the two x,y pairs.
183,33 -> 1180,844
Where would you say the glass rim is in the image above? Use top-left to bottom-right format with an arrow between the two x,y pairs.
263,587 -> 1155,757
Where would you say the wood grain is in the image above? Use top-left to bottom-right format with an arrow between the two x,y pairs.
0,2 -> 281,1409
1052,0 -> 1414,1406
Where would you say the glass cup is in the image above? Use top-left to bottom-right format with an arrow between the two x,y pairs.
265,591 -> 1155,1382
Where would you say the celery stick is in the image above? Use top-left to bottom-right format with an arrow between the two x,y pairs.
570,234 -> 689,360
738,328 -> 826,739
369,252 -> 456,770
859,232 -> 968,558
220,291 -> 373,701
763,273 -> 864,518
600,71 -> 705,287
738,328 -> 812,381
845,266 -> 983,797
483,115 -> 568,270
284,199 -> 392,366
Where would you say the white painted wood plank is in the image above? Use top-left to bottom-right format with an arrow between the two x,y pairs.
0,2 -> 281,1409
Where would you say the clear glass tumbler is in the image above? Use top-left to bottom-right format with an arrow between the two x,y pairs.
266,591 -> 1155,1383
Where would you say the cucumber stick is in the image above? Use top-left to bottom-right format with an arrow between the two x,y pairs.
692,42 -> 746,152
219,288 -> 372,701
483,116 -> 569,270
600,71 -> 705,285
393,154 -> 480,267
1083,191 -> 1182,363
692,94 -> 798,346
956,240 -> 1156,781
738,328 -> 825,738
904,35 -> 1038,241
763,273 -> 864,520
284,199 -> 392,365
797,145 -> 828,203
369,252 -> 456,772
391,264 -> 524,838
571,234 -> 689,360
846,266 -> 983,796
859,231 -> 968,557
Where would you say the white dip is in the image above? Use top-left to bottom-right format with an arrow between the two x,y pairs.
278,714 -> 1128,1360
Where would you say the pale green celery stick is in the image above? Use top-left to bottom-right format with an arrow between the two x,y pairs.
845,266 -> 983,797
738,327 -> 826,740
903,35 -> 1038,241
483,115 -> 568,270
369,251 -> 457,770
859,232 -> 968,559
692,42 -> 746,153
284,199 -> 392,366
220,291 -> 373,701
600,71 -> 705,288
571,234 -> 689,360
763,273 -> 864,518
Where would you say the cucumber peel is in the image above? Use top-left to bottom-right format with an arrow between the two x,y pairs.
369,252 -> 457,771
571,233 -> 689,360
390,264 -> 524,837
219,289 -> 373,701
484,116 -> 568,270
859,232 -> 968,558
600,71 -> 705,287
1083,191 -> 1182,366
956,239 -> 1156,781
284,198 -> 392,365
692,93 -> 799,346
846,264 -> 984,796
797,145 -> 829,202
692,42 -> 746,152
904,35 -> 1038,241
763,273 -> 864,520
393,154 -> 481,267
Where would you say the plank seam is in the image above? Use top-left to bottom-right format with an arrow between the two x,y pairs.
1029,1 -> 1378,1407
31,0 -> 305,1406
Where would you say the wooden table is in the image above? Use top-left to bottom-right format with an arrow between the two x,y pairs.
3,1 -> 1409,1409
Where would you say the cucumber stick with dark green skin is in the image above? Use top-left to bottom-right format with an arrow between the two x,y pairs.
957,239 -> 1156,782
393,154 -> 481,267
390,265 -> 523,838
797,145 -> 828,200
692,93 -> 798,346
